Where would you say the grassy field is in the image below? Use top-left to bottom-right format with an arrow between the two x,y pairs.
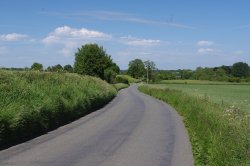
0,70 -> 117,149
160,79 -> 250,85
151,82 -> 250,112
139,85 -> 250,165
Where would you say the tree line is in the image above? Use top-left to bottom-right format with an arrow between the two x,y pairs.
28,43 -> 120,84
2,42 -> 249,83
155,62 -> 250,82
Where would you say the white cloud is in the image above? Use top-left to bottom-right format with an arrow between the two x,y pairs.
42,26 -> 112,56
0,33 -> 28,41
42,26 -> 111,45
197,48 -> 215,54
120,36 -> 160,46
41,11 -> 194,29
197,40 -> 214,46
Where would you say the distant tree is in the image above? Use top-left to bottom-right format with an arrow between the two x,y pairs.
232,62 -> 249,77
127,59 -> 146,79
74,43 -> 119,82
179,69 -> 193,79
144,60 -> 156,82
214,68 -> 227,81
31,62 -> 43,71
220,65 -> 232,75
51,64 -> 63,72
63,64 -> 73,73
46,66 -> 52,72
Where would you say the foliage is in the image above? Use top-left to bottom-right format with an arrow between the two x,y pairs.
115,75 -> 140,84
104,68 -> 117,83
232,62 -> 249,78
52,64 -> 63,72
31,62 -> 43,71
127,59 -> 146,79
144,60 -> 156,82
63,64 -> 74,73
139,85 -> 250,166
0,70 -> 117,149
113,83 -> 129,91
74,44 -> 119,82
115,75 -> 129,84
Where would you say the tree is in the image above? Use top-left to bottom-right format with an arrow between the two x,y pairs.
52,64 -> 63,72
31,62 -> 43,71
127,59 -> 146,79
74,43 -> 120,82
144,60 -> 156,82
232,62 -> 249,78
46,66 -> 52,72
63,64 -> 73,73
74,44 -> 107,79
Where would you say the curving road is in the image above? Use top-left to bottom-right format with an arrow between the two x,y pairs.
0,85 -> 194,166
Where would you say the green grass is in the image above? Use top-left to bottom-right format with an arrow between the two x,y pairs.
149,83 -> 250,112
139,85 -> 250,166
113,83 -> 129,91
116,74 -> 140,83
160,79 -> 250,85
0,70 -> 117,149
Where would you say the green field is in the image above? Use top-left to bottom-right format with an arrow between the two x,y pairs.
139,84 -> 250,165
160,79 -> 250,85
151,82 -> 250,112
0,70 -> 117,149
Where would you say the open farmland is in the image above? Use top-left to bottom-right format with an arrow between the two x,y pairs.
151,81 -> 250,112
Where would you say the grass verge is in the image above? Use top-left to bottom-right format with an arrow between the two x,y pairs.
113,83 -> 129,91
0,70 -> 117,149
139,85 -> 250,166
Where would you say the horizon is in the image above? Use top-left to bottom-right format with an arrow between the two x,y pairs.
1,0 -> 250,70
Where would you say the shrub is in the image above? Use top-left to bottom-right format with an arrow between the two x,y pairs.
115,75 -> 129,84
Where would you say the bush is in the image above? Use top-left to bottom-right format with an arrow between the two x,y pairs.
115,75 -> 129,84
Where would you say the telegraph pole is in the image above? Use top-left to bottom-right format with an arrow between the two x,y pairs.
147,66 -> 149,84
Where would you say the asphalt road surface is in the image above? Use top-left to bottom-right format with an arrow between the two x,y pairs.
0,85 -> 194,166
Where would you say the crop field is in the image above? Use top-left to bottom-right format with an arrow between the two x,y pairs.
139,84 -> 250,165
151,81 -> 250,112
0,70 -> 117,149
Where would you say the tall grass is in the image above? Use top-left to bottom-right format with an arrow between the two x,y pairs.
139,85 -> 250,166
0,70 -> 117,149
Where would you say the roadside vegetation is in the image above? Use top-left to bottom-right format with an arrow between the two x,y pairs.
115,74 -> 140,84
113,83 -> 129,91
139,84 -> 250,165
0,70 -> 117,149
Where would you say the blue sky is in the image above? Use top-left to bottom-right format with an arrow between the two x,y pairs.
0,0 -> 250,69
